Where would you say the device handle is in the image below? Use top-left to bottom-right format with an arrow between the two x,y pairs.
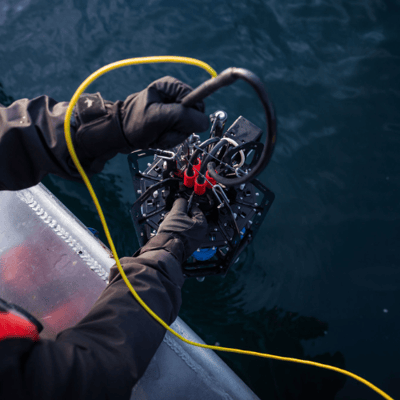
181,68 -> 239,107
182,67 -> 277,187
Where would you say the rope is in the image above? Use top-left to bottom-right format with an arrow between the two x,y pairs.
63,56 -> 393,400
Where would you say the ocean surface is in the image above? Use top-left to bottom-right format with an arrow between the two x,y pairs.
1,1 -> 399,398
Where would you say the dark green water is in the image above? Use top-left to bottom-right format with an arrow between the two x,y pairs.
1,1 -> 399,398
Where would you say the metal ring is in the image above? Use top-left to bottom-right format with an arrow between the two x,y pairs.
220,138 -> 245,168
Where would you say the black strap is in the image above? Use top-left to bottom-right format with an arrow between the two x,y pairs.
75,93 -> 107,124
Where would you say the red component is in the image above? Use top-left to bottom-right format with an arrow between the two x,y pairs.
0,312 -> 40,342
194,176 -> 207,195
184,170 -> 196,188
174,161 -> 184,178
205,170 -> 217,189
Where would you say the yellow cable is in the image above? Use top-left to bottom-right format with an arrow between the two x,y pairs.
64,56 -> 393,400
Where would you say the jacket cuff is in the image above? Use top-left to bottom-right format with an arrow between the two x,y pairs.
138,233 -> 185,264
74,93 -> 133,161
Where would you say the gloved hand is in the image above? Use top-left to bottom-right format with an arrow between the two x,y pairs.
138,198 -> 208,264
158,198 -> 208,260
74,77 -> 209,167
120,76 -> 209,150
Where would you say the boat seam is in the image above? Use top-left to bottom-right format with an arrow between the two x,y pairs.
16,189 -> 109,281
163,332 -> 233,399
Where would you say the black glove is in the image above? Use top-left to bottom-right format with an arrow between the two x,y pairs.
138,198 -> 208,264
121,76 -> 209,150
74,77 -> 209,165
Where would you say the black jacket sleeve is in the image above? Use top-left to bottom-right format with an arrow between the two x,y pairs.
0,95 -> 186,399
0,233 -> 185,400
0,95 -> 130,191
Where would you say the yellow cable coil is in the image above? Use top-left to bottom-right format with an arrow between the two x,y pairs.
64,55 -> 393,400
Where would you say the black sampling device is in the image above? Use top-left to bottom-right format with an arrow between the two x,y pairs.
128,68 -> 277,278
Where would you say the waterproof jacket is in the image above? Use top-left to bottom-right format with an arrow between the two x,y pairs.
0,97 -> 185,399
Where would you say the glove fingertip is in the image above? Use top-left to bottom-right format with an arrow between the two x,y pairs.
150,76 -> 194,103
172,197 -> 188,214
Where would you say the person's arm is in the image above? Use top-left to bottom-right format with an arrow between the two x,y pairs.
0,199 -> 207,400
0,77 -> 208,191
0,247 -> 182,400
0,96 -> 90,191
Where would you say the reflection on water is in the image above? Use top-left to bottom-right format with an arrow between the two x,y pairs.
240,307 -> 346,400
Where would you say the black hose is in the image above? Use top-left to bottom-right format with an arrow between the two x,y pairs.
182,67 -> 277,187
188,137 -> 220,174
199,138 -> 228,175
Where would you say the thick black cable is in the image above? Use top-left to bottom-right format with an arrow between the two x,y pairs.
182,68 -> 277,187
187,137 -> 220,175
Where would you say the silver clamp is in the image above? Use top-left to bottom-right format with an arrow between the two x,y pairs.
156,150 -> 176,160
